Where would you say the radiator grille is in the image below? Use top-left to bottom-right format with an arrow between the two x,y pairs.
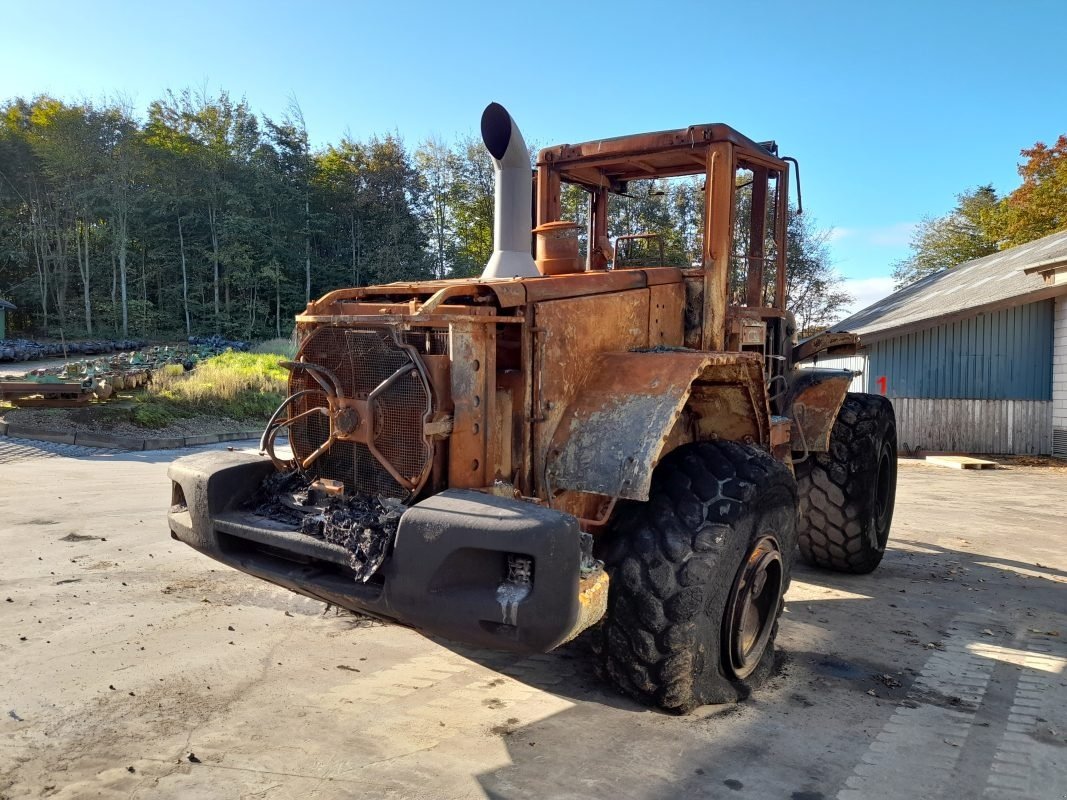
1054,427 -> 1067,459
403,329 -> 450,355
290,326 -> 434,497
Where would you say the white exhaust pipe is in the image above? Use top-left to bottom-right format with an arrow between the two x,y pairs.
480,102 -> 540,280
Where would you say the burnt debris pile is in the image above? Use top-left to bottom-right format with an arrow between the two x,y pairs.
0,338 -> 146,363
249,470 -> 405,582
187,334 -> 250,352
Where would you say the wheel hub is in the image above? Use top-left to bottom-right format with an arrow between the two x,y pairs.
724,535 -> 784,680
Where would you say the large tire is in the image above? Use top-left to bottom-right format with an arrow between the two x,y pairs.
796,393 -> 897,574
596,441 -> 798,713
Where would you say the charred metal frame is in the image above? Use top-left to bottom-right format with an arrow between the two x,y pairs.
269,121 -> 852,528
535,123 -> 791,351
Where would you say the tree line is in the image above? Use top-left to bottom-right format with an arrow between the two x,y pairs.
0,91 -> 849,340
893,135 -> 1067,287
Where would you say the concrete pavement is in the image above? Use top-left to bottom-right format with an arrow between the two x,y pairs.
1,439 -> 1064,799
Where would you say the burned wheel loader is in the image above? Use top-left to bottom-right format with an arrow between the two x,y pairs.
167,103 -> 897,713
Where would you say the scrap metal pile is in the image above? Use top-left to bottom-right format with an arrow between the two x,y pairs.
250,470 -> 406,583
0,338 -> 146,363
0,336 -> 253,407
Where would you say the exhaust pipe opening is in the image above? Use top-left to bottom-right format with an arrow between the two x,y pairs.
480,102 -> 541,280
480,102 -> 513,162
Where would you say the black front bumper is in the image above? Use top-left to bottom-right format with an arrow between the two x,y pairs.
167,451 -> 584,653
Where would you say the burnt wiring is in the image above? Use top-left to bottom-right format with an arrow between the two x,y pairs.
791,405 -> 811,465
767,373 -> 789,406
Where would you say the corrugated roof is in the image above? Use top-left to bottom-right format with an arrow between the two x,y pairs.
832,228 -> 1067,341
0,299 -> 15,310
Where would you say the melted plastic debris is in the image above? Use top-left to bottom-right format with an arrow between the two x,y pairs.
248,471 -> 405,583
251,470 -> 314,518
496,581 -> 531,626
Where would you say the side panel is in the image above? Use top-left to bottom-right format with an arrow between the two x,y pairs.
648,282 -> 685,347
448,322 -> 494,489
532,291 -> 650,495
547,351 -> 770,502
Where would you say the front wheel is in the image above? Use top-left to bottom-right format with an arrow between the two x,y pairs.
596,441 -> 798,713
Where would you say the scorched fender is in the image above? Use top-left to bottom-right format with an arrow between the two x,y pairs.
545,351 -> 772,502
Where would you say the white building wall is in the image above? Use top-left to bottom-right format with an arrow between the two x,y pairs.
1053,296 -> 1067,456
797,352 -> 868,392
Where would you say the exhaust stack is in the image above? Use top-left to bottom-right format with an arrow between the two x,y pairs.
480,102 -> 540,280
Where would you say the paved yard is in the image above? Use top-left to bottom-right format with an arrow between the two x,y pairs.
1,438 -> 1064,799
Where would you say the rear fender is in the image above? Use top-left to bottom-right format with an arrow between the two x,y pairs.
545,351 -> 770,502
782,369 -> 854,453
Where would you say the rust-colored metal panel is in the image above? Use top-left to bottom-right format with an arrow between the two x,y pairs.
522,269 -> 648,304
702,142 -> 735,351
300,270 -> 686,322
686,359 -> 773,450
546,351 -> 769,502
537,123 -> 786,178
536,165 -> 561,228
642,267 -> 687,287
448,322 -> 492,488
532,291 -> 651,495
784,369 -> 852,453
792,330 -> 860,363
648,283 -> 685,347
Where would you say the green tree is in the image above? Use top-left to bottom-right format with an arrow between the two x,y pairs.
784,210 -> 852,336
891,185 -> 1000,288
447,135 -> 494,277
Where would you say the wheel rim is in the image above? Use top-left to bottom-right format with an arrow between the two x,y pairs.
875,444 -> 892,525
724,535 -> 784,680
870,439 -> 895,551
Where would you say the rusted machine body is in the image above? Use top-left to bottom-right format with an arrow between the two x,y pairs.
262,119 -> 854,512
168,105 -> 879,685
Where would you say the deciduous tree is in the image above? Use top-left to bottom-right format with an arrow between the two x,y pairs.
891,185 -> 1000,288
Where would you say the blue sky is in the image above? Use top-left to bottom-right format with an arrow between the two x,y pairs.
3,0 -> 1065,313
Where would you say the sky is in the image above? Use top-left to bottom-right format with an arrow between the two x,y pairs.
3,0 -> 1065,316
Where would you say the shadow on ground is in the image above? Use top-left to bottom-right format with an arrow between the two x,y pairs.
446,535 -> 1067,800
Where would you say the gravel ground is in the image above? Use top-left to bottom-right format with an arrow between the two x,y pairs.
1,406 -> 254,438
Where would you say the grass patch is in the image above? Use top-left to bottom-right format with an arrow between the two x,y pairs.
252,337 -> 298,359
128,351 -> 289,429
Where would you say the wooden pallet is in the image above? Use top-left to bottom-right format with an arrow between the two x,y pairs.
924,455 -> 997,470
0,380 -> 90,407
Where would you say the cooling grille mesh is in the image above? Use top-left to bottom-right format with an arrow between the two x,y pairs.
290,326 -> 433,497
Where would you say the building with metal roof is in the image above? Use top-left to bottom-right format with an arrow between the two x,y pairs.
818,229 -> 1067,456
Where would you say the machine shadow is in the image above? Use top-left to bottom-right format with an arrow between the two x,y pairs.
459,536 -> 1065,800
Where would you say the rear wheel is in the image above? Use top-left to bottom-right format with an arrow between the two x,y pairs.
796,393 -> 897,574
596,441 -> 798,713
